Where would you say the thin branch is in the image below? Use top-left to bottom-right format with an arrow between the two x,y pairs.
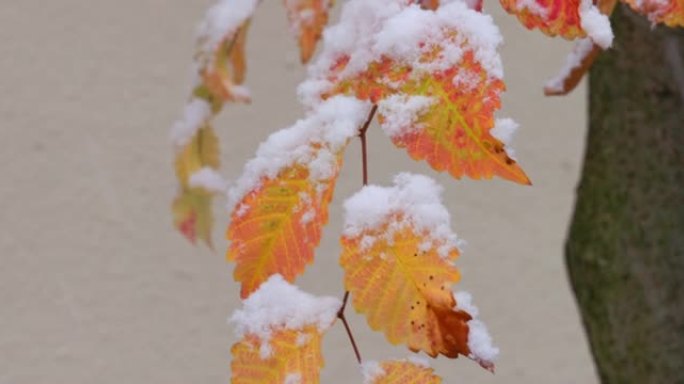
337,105 -> 378,365
337,298 -> 362,364
359,105 -> 378,186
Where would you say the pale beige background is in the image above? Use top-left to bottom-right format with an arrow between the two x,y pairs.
0,1 -> 598,383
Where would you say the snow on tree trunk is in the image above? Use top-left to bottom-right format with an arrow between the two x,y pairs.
566,4 -> 684,383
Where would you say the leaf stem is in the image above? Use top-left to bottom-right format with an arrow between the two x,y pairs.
359,105 -> 378,186
337,104 -> 378,365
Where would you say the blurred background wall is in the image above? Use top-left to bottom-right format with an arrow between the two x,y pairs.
0,1 -> 598,383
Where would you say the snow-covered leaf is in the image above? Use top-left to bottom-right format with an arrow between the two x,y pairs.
499,0 -> 614,48
544,38 -> 602,95
230,276 -> 340,383
172,126 -> 220,246
623,0 -> 684,26
339,174 -> 497,368
227,97 -> 370,297
303,1 -> 530,184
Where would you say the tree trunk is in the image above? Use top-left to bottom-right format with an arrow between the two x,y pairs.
565,5 -> 684,383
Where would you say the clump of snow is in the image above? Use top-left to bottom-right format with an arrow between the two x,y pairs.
579,0 -> 613,49
343,173 -> 464,258
300,0 -> 504,107
227,96 -> 371,213
452,68 -> 481,91
454,291 -> 500,364
490,118 -> 519,160
361,361 -> 386,384
170,98 -> 212,147
284,373 -> 302,384
196,0 -> 258,60
513,0 -> 549,17
189,167 -> 228,193
230,274 -> 341,358
377,94 -> 434,137
544,38 -> 594,94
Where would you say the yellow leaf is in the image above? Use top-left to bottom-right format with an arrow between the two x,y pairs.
231,326 -> 324,384
230,276 -> 339,383
174,125 -> 220,187
363,360 -> 442,384
227,152 -> 342,298
283,0 -> 335,63
341,222 -> 475,359
173,125 -> 220,246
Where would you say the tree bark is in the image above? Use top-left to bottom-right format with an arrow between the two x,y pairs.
566,5 -> 684,383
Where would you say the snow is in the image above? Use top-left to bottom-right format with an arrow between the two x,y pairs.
361,357 -> 431,384
514,0 -> 549,17
361,361 -> 386,384
230,275 -> 341,358
579,0 -> 613,49
284,373 -> 302,384
343,173 -> 464,258
189,167 -> 228,193
170,98 -> 212,147
490,118 -> 519,160
300,0 -> 504,107
196,0 -> 258,60
227,96 -> 371,213
454,291 -> 500,364
544,38 -> 594,94
377,95 -> 434,137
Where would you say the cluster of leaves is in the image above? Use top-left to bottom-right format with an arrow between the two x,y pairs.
171,0 -> 682,382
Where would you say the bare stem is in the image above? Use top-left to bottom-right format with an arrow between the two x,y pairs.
359,105 -> 377,185
337,105 -> 377,365
337,292 -> 362,364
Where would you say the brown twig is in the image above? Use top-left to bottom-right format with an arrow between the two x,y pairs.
337,292 -> 362,364
359,105 -> 378,185
337,104 -> 378,365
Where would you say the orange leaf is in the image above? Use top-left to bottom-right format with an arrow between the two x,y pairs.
334,53 -> 529,184
623,0 -> 684,26
362,360 -> 442,384
231,327 -> 324,384
228,159 -> 340,298
283,0 -> 335,63
200,21 -> 252,104
340,174 -> 498,368
227,96 -> 369,297
314,3 -> 530,184
419,0 -> 441,10
500,0 -> 586,40
499,0 -> 613,48
544,38 -> 602,96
